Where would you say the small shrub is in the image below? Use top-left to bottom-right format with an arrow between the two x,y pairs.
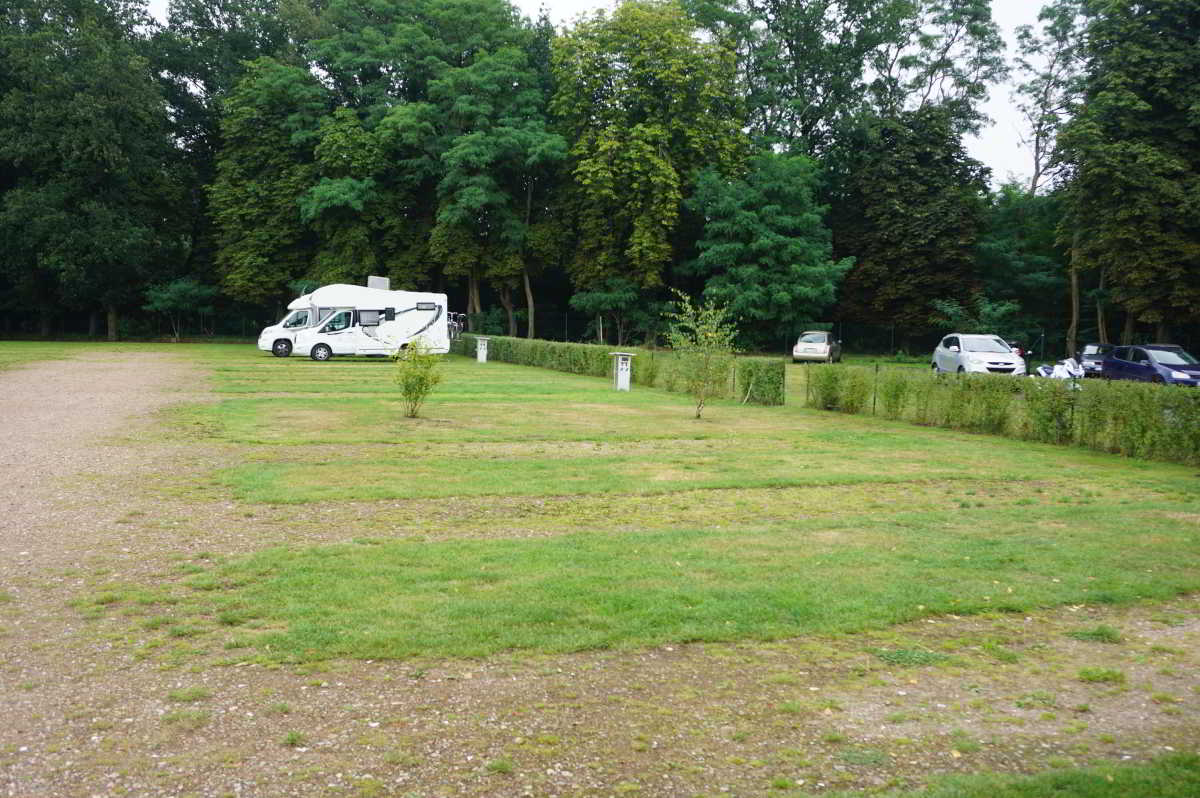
393,337 -> 444,418
808,364 -> 842,410
839,368 -> 871,414
282,730 -> 307,747
486,758 -> 514,774
737,358 -> 786,405
664,291 -> 739,419
877,370 -> 911,419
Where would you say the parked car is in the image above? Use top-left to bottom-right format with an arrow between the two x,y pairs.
1101,344 -> 1200,386
792,331 -> 842,363
1079,343 -> 1114,377
931,333 -> 1026,375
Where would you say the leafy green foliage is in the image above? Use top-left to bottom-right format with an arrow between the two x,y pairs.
831,108 -> 990,331
735,359 -> 786,406
552,0 -> 746,290
803,366 -> 1200,467
392,338 -> 444,418
208,58 -> 327,304
664,291 -> 740,418
1058,0 -> 1200,333
0,0 -> 178,334
687,152 -> 851,349
143,279 -> 221,341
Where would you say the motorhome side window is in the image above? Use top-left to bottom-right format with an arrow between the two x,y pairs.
324,311 -> 352,332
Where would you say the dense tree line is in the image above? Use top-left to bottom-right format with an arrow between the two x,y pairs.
1,0 -> 1197,353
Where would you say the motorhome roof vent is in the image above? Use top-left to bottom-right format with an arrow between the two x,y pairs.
367,275 -> 391,291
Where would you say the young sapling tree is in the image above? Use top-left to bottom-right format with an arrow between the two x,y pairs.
393,338 -> 443,418
664,290 -> 739,419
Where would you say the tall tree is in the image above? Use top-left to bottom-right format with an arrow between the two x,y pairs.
209,58 -> 328,304
1013,0 -> 1085,195
552,0 -> 747,297
1057,0 -> 1200,341
687,152 -> 852,349
0,0 -> 177,339
831,107 -> 990,333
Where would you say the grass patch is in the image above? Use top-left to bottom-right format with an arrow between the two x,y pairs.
871,648 -> 949,667
1066,625 -> 1123,644
1078,668 -> 1125,684
816,754 -> 1200,797
166,686 -> 211,703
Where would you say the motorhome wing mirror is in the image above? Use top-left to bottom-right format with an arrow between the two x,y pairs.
416,302 -> 437,311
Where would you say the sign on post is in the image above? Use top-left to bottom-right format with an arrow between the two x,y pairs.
476,336 -> 490,363
609,352 -> 635,391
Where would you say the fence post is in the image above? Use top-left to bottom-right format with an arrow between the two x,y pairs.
873,364 -> 879,415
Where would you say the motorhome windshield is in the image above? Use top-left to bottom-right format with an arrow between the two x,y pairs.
280,310 -> 311,328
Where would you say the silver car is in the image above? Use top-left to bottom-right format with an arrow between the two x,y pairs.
792,331 -> 842,363
932,333 -> 1026,375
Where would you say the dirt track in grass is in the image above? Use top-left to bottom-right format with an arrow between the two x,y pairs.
0,350 -> 1197,797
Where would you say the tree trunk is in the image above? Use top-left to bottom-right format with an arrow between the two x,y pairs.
88,311 -> 98,338
1095,267 -> 1109,344
39,308 -> 53,338
1121,311 -> 1135,345
1155,320 -> 1169,343
596,314 -> 604,345
523,269 -> 536,339
1066,262 -> 1080,358
106,304 -> 119,342
498,285 -> 516,336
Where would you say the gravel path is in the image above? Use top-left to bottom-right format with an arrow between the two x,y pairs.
1,351 -> 1196,797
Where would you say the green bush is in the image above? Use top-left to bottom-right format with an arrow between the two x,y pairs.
736,358 -> 786,406
877,369 -> 911,419
1021,380 -> 1075,444
455,334 -> 783,406
392,339 -> 443,418
839,368 -> 871,414
807,364 -> 842,410
802,363 -> 1200,468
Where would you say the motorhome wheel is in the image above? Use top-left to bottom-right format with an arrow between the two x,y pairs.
310,344 -> 333,361
272,339 -> 292,357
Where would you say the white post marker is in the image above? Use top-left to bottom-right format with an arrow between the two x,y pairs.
476,336 -> 490,363
609,352 -> 635,391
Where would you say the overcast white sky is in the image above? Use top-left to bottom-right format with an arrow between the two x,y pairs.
148,0 -> 1042,186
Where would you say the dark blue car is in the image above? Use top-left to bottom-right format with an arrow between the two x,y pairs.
1102,345 -> 1200,386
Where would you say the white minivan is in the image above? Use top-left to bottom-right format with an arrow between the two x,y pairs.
932,333 -> 1026,375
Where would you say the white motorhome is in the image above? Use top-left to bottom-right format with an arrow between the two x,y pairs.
257,284 -> 450,360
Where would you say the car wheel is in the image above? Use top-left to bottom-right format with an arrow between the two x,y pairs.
957,366 -> 965,373
1152,376 -> 1164,384
310,343 -> 333,362
271,339 -> 292,358
931,362 -> 939,373
826,354 -> 834,364
792,358 -> 800,364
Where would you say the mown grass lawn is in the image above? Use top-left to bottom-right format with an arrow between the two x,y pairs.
121,345 -> 1200,663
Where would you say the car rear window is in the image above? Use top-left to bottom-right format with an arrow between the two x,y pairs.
798,333 -> 827,343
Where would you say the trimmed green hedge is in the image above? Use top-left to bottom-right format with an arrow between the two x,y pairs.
452,334 -> 785,406
802,364 -> 1200,466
